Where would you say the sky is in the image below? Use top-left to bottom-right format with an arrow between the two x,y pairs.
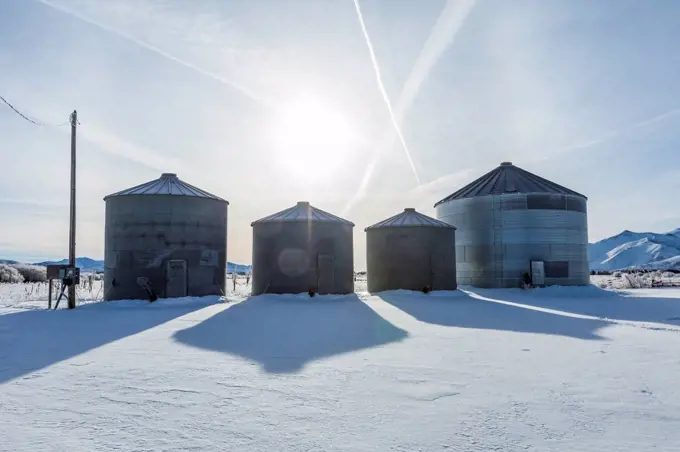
1,0 -> 680,268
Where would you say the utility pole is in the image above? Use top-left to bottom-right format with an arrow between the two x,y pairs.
68,110 -> 77,309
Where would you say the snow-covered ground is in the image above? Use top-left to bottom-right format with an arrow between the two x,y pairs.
0,281 -> 104,309
2,281 -> 680,451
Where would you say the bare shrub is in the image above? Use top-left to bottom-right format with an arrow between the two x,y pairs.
11,264 -> 47,283
0,264 -> 25,283
620,273 -> 649,289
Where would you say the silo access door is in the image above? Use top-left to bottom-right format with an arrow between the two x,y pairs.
317,254 -> 335,294
430,251 -> 450,290
166,259 -> 188,298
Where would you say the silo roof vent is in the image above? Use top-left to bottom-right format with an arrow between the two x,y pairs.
252,202 -> 354,226
434,162 -> 586,206
365,208 -> 456,230
104,172 -> 227,202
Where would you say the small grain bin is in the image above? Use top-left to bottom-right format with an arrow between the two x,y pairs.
251,201 -> 354,295
103,173 -> 228,300
435,162 -> 589,288
366,208 -> 457,292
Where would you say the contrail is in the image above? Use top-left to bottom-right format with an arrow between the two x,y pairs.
352,0 -> 420,186
394,0 -> 477,122
340,151 -> 379,216
345,0 -> 476,214
37,0 -> 269,105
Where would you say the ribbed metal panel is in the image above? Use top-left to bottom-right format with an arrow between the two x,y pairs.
365,219 -> 456,292
366,208 -> 455,230
104,194 -> 228,300
251,204 -> 354,295
434,162 -> 587,205
437,192 -> 589,288
104,173 -> 226,201
251,201 -> 354,226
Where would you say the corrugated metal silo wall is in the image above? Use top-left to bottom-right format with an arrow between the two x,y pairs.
436,193 -> 589,288
104,196 -> 228,300
251,222 -> 354,295
366,227 -> 456,292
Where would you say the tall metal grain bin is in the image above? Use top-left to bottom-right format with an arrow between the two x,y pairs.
103,173 -> 228,300
365,208 -> 457,292
435,162 -> 589,288
251,201 -> 354,295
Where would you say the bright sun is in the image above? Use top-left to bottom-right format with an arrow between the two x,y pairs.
269,97 -> 358,180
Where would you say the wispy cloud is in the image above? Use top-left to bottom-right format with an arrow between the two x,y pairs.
37,0 -> 269,105
79,122 -> 183,172
549,107 -> 680,156
408,168 -> 475,198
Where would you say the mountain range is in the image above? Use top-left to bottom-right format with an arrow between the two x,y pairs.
589,228 -> 680,271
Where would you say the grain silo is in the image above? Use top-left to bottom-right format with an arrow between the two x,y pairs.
365,208 -> 457,292
251,201 -> 354,295
103,173 -> 228,300
435,162 -> 589,288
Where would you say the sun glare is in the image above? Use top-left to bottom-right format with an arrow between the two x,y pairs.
269,97 -> 357,180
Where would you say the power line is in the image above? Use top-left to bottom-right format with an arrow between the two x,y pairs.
0,94 -> 42,125
0,94 -> 71,127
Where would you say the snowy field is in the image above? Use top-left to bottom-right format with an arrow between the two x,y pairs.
0,274 -> 254,310
2,280 -> 680,450
592,272 -> 680,289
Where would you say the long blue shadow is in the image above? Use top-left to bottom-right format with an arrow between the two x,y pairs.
0,298 -> 219,384
470,286 -> 680,327
378,290 -> 609,340
173,294 -> 409,374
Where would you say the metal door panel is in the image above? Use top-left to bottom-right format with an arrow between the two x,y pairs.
317,254 -> 334,294
166,259 -> 187,298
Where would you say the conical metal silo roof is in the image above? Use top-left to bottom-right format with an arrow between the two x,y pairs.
251,201 -> 354,226
365,208 -> 455,231
434,162 -> 586,207
104,173 -> 227,202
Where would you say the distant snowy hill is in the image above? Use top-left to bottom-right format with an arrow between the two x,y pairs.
34,257 -> 105,272
227,262 -> 252,273
1,256 -> 252,274
589,228 -> 680,270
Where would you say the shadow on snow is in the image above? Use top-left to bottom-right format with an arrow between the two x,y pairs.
377,290 -> 610,340
0,298 -> 221,384
469,286 -> 680,327
173,294 -> 409,374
